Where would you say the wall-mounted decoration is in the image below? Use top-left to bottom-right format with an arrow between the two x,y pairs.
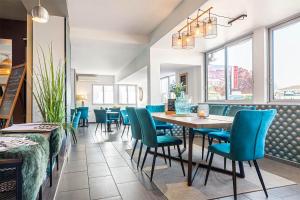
138,87 -> 143,101
0,39 -> 12,97
179,73 -> 188,94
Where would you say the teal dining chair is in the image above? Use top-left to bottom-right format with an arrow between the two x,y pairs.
94,109 -> 112,134
120,109 -> 130,137
135,108 -> 185,181
204,109 -> 277,199
108,107 -> 121,129
76,107 -> 89,127
193,105 -> 228,160
206,105 -> 256,167
146,105 -> 174,135
127,107 -> 168,168
71,111 -> 81,143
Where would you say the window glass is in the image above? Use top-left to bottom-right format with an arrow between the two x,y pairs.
227,39 -> 253,100
103,85 -> 114,104
93,85 -> 103,104
128,86 -> 136,104
207,49 -> 226,100
119,85 -> 127,104
272,20 -> 300,100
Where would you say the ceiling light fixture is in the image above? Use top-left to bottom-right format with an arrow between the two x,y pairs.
171,7 -> 247,49
31,0 -> 49,23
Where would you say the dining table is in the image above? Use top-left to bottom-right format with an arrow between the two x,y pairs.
151,112 -> 245,186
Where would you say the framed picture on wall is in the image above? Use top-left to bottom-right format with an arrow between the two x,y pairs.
179,72 -> 188,94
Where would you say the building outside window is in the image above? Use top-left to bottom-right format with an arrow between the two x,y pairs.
206,37 -> 253,101
93,85 -> 114,104
270,18 -> 300,101
118,85 -> 137,104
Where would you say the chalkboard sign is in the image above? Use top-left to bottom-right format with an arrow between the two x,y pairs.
167,99 -> 176,111
0,64 -> 26,126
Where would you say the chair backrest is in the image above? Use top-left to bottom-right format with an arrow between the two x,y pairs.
209,105 -> 228,116
76,107 -> 89,119
120,109 -> 129,125
230,109 -> 277,161
135,108 -> 158,147
72,111 -> 81,129
94,109 -> 107,123
126,107 -> 142,140
146,105 -> 166,125
226,105 -> 256,117
109,107 -> 120,119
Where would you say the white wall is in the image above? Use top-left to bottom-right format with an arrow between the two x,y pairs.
32,16 -> 65,122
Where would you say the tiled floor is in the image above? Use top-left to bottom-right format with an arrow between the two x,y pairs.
55,124 -> 300,200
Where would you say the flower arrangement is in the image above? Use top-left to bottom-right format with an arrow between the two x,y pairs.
170,82 -> 186,98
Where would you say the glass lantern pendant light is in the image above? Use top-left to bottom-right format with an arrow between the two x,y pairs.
31,0 -> 49,23
182,18 -> 195,49
190,10 -> 205,37
204,9 -> 217,39
172,32 -> 183,49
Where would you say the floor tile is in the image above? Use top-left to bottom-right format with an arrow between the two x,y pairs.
110,166 -> 137,184
89,176 -> 120,199
64,160 -> 87,173
88,163 -> 111,178
106,157 -> 128,168
58,171 -> 89,192
56,189 -> 90,200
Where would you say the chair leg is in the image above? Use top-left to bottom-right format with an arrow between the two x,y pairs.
141,147 -> 149,170
170,128 -> 173,136
253,160 -> 268,198
248,161 -> 252,167
127,125 -> 130,136
56,155 -> 59,171
167,146 -> 171,167
201,134 -> 205,160
131,139 -> 138,160
137,142 -> 143,168
224,157 -> 227,170
100,123 -> 103,133
95,123 -> 99,134
232,160 -> 237,200
204,152 -> 214,185
150,147 -> 158,182
206,137 -> 213,162
121,125 -> 126,137
177,145 -> 185,176
161,146 -> 167,164
39,186 -> 42,200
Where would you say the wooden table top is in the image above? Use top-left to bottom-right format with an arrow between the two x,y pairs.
1,123 -> 60,134
152,113 -> 233,129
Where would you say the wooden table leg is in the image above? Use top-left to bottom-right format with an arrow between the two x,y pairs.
187,128 -> 194,186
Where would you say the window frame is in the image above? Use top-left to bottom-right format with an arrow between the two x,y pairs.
269,16 -> 300,103
92,84 -> 114,105
118,84 -> 137,105
205,35 -> 254,103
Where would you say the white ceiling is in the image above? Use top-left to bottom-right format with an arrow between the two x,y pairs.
68,0 -> 183,75
153,0 -> 300,52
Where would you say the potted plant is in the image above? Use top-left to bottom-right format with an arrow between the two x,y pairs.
170,82 -> 186,98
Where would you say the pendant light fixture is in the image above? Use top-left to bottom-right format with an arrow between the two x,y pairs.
203,9 -> 217,39
31,0 -> 49,23
182,18 -> 195,49
190,10 -> 205,37
172,32 -> 183,49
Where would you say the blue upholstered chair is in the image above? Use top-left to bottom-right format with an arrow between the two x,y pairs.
108,107 -> 121,129
204,109 -> 277,199
120,109 -> 130,137
146,105 -> 173,135
94,109 -> 112,134
71,108 -> 76,121
193,105 -> 228,160
135,108 -> 185,181
206,106 -> 256,166
76,107 -> 89,127
71,111 -> 81,143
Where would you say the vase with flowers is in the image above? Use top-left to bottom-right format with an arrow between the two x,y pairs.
170,83 -> 190,115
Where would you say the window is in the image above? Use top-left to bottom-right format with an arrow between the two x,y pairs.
206,37 -> 253,101
270,18 -> 300,101
118,85 -> 136,104
93,85 -> 114,104
160,75 -> 175,101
